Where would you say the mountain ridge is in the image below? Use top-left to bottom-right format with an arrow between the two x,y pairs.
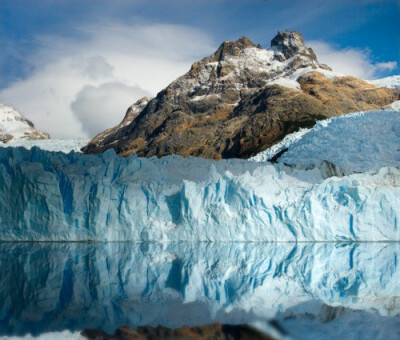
82,30 -> 400,159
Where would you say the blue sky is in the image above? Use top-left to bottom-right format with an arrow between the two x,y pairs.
0,0 -> 399,138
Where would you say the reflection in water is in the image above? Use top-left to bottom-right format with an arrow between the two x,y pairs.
0,242 -> 399,337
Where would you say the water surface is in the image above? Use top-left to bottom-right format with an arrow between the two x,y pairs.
0,242 -> 399,339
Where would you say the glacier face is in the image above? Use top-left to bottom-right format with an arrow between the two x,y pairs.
0,242 -> 399,337
0,145 -> 400,241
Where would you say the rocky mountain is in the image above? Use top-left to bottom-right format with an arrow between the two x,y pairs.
0,103 -> 50,143
82,30 -> 400,159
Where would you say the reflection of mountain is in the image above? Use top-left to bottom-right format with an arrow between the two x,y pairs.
0,243 -> 399,336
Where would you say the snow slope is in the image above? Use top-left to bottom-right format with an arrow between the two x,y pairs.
0,104 -> 49,143
368,75 -> 400,89
0,332 -> 83,340
249,128 -> 311,163
251,110 -> 400,174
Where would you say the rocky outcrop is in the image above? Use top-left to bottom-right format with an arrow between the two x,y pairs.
82,324 -> 272,340
82,31 -> 400,159
0,103 -> 50,143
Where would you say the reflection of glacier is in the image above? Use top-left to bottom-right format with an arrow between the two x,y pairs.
0,242 -> 399,336
0,146 -> 400,241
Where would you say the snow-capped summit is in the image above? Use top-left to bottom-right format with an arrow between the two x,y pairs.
271,30 -> 310,58
83,30 -> 399,158
270,30 -> 330,71
173,30 -> 333,98
0,103 -> 50,143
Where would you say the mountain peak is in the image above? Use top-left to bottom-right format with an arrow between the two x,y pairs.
271,30 -> 316,60
0,103 -> 50,143
211,36 -> 257,62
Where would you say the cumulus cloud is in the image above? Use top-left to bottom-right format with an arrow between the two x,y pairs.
309,41 -> 398,79
71,82 -> 150,137
81,56 -> 115,80
0,22 -> 214,138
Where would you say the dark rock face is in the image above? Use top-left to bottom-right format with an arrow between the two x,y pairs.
271,30 -> 318,62
0,134 -> 13,143
212,36 -> 257,62
82,31 -> 400,159
81,324 -> 272,340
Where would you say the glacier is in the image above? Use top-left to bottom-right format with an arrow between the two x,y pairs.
0,109 -> 399,241
0,242 -> 399,338
0,147 -> 399,242
5,138 -> 89,153
251,110 -> 400,174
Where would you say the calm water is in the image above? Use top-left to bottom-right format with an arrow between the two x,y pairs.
0,242 -> 399,339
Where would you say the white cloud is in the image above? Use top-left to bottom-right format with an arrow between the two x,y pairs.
71,82 -> 150,137
0,22 -> 214,138
308,40 -> 398,80
375,61 -> 397,71
81,55 -> 115,80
